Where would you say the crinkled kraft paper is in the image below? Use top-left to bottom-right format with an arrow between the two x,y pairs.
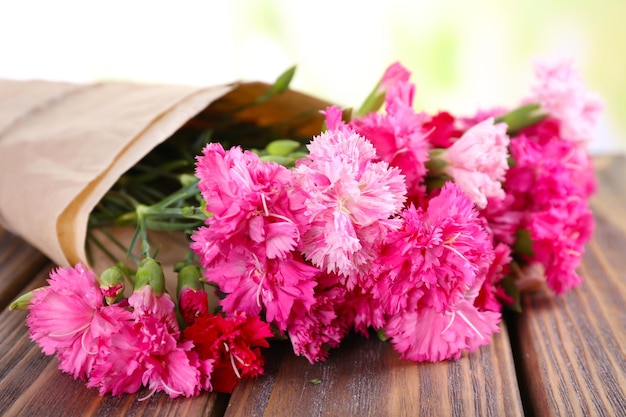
0,79 -> 329,275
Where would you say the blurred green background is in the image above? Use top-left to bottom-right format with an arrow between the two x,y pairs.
0,0 -> 623,153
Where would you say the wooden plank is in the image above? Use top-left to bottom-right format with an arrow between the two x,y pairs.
226,324 -> 524,417
510,156 -> 626,417
0,226 -> 49,309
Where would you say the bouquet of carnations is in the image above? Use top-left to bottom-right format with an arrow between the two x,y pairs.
8,59 -> 602,398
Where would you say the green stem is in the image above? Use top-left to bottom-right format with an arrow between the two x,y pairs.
494,103 -> 547,135
86,232 -> 121,266
136,205 -> 152,258
152,180 -> 200,210
144,219 -> 204,231
425,149 -> 449,178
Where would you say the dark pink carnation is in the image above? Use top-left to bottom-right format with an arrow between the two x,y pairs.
376,183 -> 500,361
88,316 -> 200,398
285,272 -> 353,363
352,83 -> 429,199
506,119 -> 596,294
26,264 -> 133,380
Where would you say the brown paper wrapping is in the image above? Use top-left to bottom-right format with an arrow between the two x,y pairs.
0,79 -> 330,277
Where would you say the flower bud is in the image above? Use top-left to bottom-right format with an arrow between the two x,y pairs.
98,266 -> 125,305
134,258 -> 165,296
9,290 -> 37,310
177,264 -> 209,325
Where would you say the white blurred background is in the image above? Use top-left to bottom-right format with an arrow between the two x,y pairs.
0,0 -> 623,153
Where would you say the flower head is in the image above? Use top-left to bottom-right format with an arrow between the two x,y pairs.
507,120 -> 596,294
177,264 -> 209,326
182,313 -> 273,393
204,245 -> 319,331
385,298 -> 500,362
443,118 -> 510,209
352,74 -> 429,199
376,183 -> 500,361
88,316 -> 200,398
285,272 -> 353,363
26,264 -> 133,380
293,124 -> 406,280
193,142 -> 301,262
528,59 -> 603,144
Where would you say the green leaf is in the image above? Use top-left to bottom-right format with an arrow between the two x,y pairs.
266,139 -> 301,156
255,66 -> 297,104
259,155 -> 293,165
270,65 -> 296,95
354,80 -> 385,118
309,378 -> 322,385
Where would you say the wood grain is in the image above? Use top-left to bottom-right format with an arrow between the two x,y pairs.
0,226 -> 49,309
226,325 -> 524,417
510,156 -> 626,417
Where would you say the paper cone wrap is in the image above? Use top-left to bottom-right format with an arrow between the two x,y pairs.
0,79 -> 330,272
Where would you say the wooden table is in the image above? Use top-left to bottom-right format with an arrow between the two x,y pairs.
0,156 -> 624,417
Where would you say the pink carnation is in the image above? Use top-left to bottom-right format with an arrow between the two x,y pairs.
293,124 -> 406,281
285,272 -> 353,363
88,316 -> 200,398
377,183 -> 500,361
507,122 -> 596,294
206,244 -> 319,331
528,59 -> 603,144
473,243 -> 514,312
128,285 -> 178,332
480,194 -> 523,246
527,200 -> 593,294
380,61 -> 412,90
26,264 -> 132,380
444,118 -> 510,209
385,298 -> 500,362
193,143 -> 301,263
352,75 -> 429,199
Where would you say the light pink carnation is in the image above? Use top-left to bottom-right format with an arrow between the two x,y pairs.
528,59 -> 603,144
444,118 -> 510,209
293,123 -> 406,281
